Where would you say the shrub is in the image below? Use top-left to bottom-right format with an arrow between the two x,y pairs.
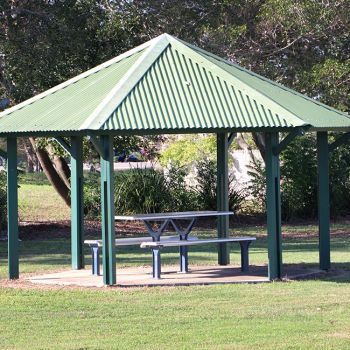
164,165 -> 198,212
83,172 -> 101,218
328,140 -> 350,217
114,167 -> 172,214
246,133 -> 350,220
160,135 -> 217,167
195,159 -> 217,210
280,134 -> 318,220
194,158 -> 245,213
83,159 -> 246,218
246,156 -> 266,213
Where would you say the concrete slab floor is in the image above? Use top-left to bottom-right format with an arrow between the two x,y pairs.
25,264 -> 324,288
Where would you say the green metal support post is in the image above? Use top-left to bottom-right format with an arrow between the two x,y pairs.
70,136 -> 84,269
100,135 -> 116,285
7,137 -> 19,279
265,132 -> 282,280
217,132 -> 230,265
317,132 -> 330,270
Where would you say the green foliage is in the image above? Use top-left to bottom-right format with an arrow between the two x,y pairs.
83,173 -> 101,219
160,135 -> 217,167
18,171 -> 50,186
280,134 -> 318,220
195,158 -> 245,213
328,140 -> 350,217
83,159 -> 246,217
246,157 -> 266,212
114,168 -> 172,214
164,165 -> 198,212
83,167 -> 198,217
114,166 -> 199,214
246,133 -> 350,219
0,171 -> 6,229
300,59 -> 350,111
195,159 -> 217,210
0,0 -> 143,102
277,133 -> 350,220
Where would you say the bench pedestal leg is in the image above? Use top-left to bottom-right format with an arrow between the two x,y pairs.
239,241 -> 252,273
179,246 -> 188,273
152,248 -> 161,279
91,246 -> 100,276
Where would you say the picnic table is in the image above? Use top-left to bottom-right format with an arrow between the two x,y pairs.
115,210 -> 233,240
115,211 -> 233,277
86,211 -> 256,279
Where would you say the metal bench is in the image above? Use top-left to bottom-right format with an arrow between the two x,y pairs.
141,236 -> 256,279
84,235 -> 198,276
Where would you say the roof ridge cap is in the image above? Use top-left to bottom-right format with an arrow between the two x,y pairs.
166,36 -> 307,127
80,34 -> 170,130
0,38 -> 155,118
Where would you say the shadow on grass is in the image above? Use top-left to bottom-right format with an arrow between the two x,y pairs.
0,236 -> 349,284
281,262 -> 350,283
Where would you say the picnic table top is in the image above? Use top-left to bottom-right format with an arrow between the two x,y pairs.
115,210 -> 233,221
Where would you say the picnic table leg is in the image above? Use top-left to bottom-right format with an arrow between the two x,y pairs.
170,219 -> 196,273
179,238 -> 189,273
91,246 -> 100,276
152,247 -> 162,279
239,241 -> 252,272
144,219 -> 169,277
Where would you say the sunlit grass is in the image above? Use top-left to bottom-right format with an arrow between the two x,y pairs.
18,184 -> 70,222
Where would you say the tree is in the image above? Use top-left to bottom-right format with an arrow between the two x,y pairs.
1,0 -> 349,204
0,0 -> 151,204
135,0 -> 350,159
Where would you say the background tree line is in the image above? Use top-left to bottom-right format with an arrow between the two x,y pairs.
0,0 -> 349,217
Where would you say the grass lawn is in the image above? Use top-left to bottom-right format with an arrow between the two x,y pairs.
0,180 -> 349,349
0,228 -> 349,350
18,183 -> 70,222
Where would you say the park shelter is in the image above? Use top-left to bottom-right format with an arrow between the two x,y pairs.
1,33 -> 350,285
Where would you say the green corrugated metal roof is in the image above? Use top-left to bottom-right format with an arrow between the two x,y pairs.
0,33 -> 349,135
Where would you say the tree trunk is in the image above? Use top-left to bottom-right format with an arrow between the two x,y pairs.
21,137 -> 36,173
29,137 -> 71,207
252,132 -> 266,162
52,155 -> 71,189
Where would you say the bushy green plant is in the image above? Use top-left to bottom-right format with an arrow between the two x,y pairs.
114,168 -> 172,214
246,156 -> 266,213
195,159 -> 217,210
0,172 -> 7,229
194,158 -> 245,213
280,134 -> 318,220
246,133 -> 350,220
165,165 -> 199,212
83,172 -> 101,219
328,141 -> 350,217
160,135 -> 217,167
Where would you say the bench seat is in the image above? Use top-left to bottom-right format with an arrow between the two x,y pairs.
141,236 -> 256,279
85,235 -> 185,248
84,235 -> 198,276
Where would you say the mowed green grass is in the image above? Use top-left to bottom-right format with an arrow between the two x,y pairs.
0,181 -> 349,349
0,277 -> 350,349
0,227 -> 350,276
0,230 -> 349,349
18,183 -> 70,222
